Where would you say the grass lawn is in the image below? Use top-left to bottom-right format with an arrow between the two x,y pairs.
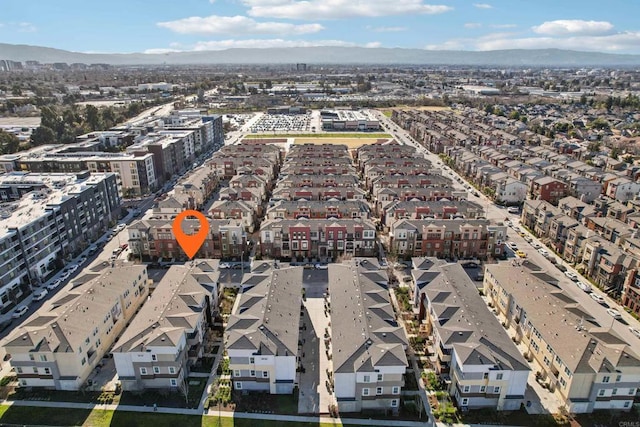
0,405 -> 343,427
245,133 -> 391,139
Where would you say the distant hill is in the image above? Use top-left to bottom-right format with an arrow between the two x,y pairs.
2,43 -> 640,66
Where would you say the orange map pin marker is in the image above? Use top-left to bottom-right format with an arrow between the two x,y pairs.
172,210 -> 210,259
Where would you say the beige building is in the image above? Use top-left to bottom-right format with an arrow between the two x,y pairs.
112,261 -> 219,391
2,263 -> 149,390
484,264 -> 640,413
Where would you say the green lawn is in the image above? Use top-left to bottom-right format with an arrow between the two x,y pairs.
244,133 -> 391,139
0,405 -> 343,427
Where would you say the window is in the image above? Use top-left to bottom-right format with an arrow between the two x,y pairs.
629,388 -> 636,395
235,382 -> 242,390
603,376 -> 610,383
391,399 -> 398,408
140,367 -> 147,375
250,370 -> 255,377
624,401 -> 630,408
483,373 -> 488,379
363,375 -> 370,383
376,387 -> 383,395
29,354 -> 34,361
262,371 -> 269,378
598,389 -> 605,397
392,386 -> 400,394
496,373 -> 503,380
39,355 -> 47,362
461,398 -> 469,406
615,375 -> 622,382
480,386 -> 486,393
249,357 -> 255,364
612,389 -> 618,395
32,367 -> 38,374
493,386 -> 501,394
234,370 -> 240,377
152,354 -> 157,361
170,379 -> 177,387
362,388 -> 370,396
377,374 -> 383,382
44,368 -> 51,375
153,366 -> 160,374
463,385 -> 470,393
169,367 -> 176,375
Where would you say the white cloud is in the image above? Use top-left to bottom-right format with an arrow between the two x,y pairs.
158,15 -> 323,35
144,48 -> 182,54
464,23 -> 482,29
474,31 -> 640,53
532,20 -> 614,36
473,3 -> 492,9
425,40 -> 465,50
490,24 -> 516,29
243,0 -> 452,20
191,38 -> 380,50
368,26 -> 408,32
17,22 -> 37,32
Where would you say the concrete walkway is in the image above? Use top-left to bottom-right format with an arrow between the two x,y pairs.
1,399 -> 519,427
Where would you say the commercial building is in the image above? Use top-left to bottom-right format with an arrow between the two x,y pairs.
112,261 -> 219,391
226,266 -> 303,394
2,263 -> 149,390
0,171 -> 120,310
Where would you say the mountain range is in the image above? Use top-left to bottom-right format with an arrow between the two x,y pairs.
2,43 -> 640,66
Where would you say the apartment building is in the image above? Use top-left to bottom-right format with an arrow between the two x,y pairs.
2,263 -> 149,390
0,171 -> 120,310
388,219 -> 506,260
484,264 -> 640,413
421,262 -> 529,410
259,218 -> 377,260
266,200 -> 371,221
113,261 -> 219,391
531,176 -> 568,205
329,261 -> 408,414
226,266 -> 302,394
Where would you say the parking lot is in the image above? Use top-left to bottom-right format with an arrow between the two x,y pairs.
249,112 -> 313,133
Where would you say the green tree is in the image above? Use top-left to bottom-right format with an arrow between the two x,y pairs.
509,110 -> 521,120
587,141 -> 602,152
85,105 -> 102,130
0,130 -> 20,154
30,126 -> 56,145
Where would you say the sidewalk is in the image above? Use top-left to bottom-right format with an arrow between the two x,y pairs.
1,399 -> 517,427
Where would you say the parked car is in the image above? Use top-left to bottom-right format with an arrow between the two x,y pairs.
47,279 -> 62,290
555,264 -> 567,273
12,305 -> 28,319
606,308 -> 622,320
88,245 -> 98,255
78,256 -> 87,265
590,293 -> 606,305
576,281 -> 592,292
33,289 -> 49,301
314,263 -> 328,270
67,264 -> 79,274
219,262 -> 230,269
508,242 -> 518,249
629,327 -> 640,339
507,206 -> 520,214
59,271 -> 71,281
538,248 -> 549,257
564,271 -> 579,281
532,242 -> 542,249
515,250 -> 527,258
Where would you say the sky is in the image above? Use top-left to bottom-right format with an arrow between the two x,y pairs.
2,0 -> 640,54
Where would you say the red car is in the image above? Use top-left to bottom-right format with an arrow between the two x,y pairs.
120,243 -> 128,250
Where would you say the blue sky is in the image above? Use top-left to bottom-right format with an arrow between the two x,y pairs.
2,0 -> 640,54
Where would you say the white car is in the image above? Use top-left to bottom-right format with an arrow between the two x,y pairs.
564,271 -> 579,281
576,281 -> 592,293
12,306 -> 28,319
115,223 -> 126,232
629,327 -> 640,339
532,242 -> 542,249
219,262 -> 230,269
314,263 -> 328,270
507,206 -> 520,214
606,309 -> 622,320
33,289 -> 48,301
59,271 -> 71,281
591,293 -> 606,305
538,248 -> 549,257
67,264 -> 79,274
47,279 -> 62,290
78,256 -> 87,265
508,242 -> 518,249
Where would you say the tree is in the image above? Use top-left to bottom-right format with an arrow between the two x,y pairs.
85,105 -> 101,130
587,141 -> 601,153
509,110 -> 521,120
31,126 -> 57,145
0,130 -> 20,154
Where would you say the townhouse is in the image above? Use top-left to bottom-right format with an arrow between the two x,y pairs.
485,265 -> 640,413
329,261 -> 408,414
494,178 -> 529,205
226,266 -> 302,394
259,218 -> 377,261
2,263 -> 149,390
272,185 -> 367,202
605,178 -> 640,203
113,262 -> 219,391
0,171 -> 120,310
421,262 -> 530,410
209,200 -> 258,232
128,218 -> 247,261
266,200 -> 371,221
531,176 -> 568,205
381,200 -> 485,227
388,219 -> 506,260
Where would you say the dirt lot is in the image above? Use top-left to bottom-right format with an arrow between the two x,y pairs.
292,137 -> 389,149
